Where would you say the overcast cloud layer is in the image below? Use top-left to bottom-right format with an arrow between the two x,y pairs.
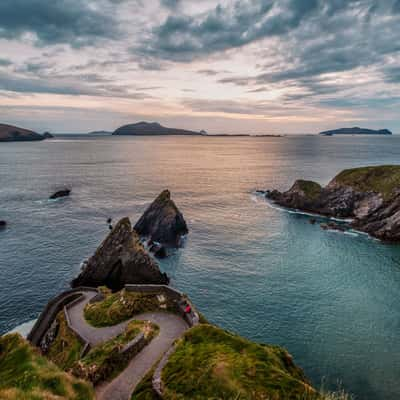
0,0 -> 399,133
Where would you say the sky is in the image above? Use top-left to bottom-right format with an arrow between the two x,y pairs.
0,0 -> 400,134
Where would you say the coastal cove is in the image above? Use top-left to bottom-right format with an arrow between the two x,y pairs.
1,135 -> 400,399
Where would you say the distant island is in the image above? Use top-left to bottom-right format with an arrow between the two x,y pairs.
0,123 -> 53,142
87,130 -> 112,136
320,127 -> 392,136
113,122 -> 202,136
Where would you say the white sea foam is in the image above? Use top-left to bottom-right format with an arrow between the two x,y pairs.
7,319 -> 36,338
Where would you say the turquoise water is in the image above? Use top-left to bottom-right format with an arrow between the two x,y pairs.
1,135 -> 400,399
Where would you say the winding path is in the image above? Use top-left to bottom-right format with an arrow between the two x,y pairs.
66,292 -> 188,400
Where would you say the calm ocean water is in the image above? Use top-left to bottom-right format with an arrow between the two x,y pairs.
1,135 -> 400,399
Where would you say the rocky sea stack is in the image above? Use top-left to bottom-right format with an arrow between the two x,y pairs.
265,165 -> 400,242
135,189 -> 188,247
71,217 -> 168,290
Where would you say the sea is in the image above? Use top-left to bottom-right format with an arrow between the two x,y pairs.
1,134 -> 400,399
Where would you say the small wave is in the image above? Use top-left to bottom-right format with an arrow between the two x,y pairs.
261,197 -> 353,223
7,319 -> 36,338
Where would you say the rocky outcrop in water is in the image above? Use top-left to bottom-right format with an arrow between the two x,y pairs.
49,189 -> 71,200
71,217 -> 168,290
135,190 -> 188,248
265,166 -> 400,242
0,220 -> 6,228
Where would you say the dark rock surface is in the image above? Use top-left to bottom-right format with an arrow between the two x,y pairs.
265,166 -> 400,242
71,217 -> 169,290
113,121 -> 201,136
320,127 -> 392,136
42,132 -> 54,139
49,189 -> 71,200
0,123 -> 44,142
0,220 -> 6,228
134,190 -> 188,247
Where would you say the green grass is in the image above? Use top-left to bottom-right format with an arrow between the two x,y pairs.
294,180 -> 323,200
84,287 -> 162,327
0,333 -> 94,400
46,311 -> 83,370
72,320 -> 159,385
161,324 -> 314,400
131,367 -> 159,400
332,165 -> 400,199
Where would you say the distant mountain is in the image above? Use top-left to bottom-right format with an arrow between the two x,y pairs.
320,127 -> 392,136
0,124 -> 46,142
113,122 -> 201,136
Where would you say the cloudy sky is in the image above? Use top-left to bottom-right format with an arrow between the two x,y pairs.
1,0 -> 400,134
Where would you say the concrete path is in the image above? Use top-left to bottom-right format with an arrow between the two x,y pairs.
66,292 -> 189,400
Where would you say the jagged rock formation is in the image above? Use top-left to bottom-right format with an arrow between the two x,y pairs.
42,132 -> 54,139
113,121 -> 201,136
135,190 -> 188,247
49,189 -> 71,199
265,165 -> 400,242
71,217 -> 169,290
320,127 -> 392,136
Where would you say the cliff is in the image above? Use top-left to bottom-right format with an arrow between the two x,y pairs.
0,123 -> 45,142
0,333 -> 94,399
320,127 -> 392,136
113,121 -> 201,136
135,190 -> 188,247
71,217 -> 169,290
266,165 -> 400,242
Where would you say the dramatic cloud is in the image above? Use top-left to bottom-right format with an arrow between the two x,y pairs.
0,0 -> 399,133
0,0 -> 121,46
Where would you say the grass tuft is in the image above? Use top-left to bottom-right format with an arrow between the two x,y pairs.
0,333 -> 94,400
332,165 -> 400,199
84,288 -> 161,327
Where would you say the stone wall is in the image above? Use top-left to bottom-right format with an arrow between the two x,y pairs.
27,287 -> 98,347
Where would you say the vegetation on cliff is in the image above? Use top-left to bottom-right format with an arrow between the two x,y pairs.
162,324 -> 313,399
84,287 -> 165,327
73,320 -> 158,385
332,165 -> 400,200
47,312 -> 83,370
291,180 -> 322,200
0,333 -> 94,400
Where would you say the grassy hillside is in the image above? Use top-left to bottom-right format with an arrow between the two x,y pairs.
332,165 -> 400,199
0,333 -> 93,400
162,324 -> 313,399
292,180 -> 322,199
84,287 -> 169,327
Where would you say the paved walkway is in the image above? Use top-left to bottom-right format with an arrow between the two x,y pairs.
66,292 -> 189,400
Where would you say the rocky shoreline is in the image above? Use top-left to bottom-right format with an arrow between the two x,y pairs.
262,165 -> 400,242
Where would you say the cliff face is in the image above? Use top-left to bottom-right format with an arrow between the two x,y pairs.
71,217 -> 169,290
0,123 -> 44,142
134,190 -> 188,247
266,166 -> 400,242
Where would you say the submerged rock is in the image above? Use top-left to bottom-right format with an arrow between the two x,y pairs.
71,217 -> 168,290
134,190 -> 188,247
265,165 -> 400,242
49,189 -> 71,200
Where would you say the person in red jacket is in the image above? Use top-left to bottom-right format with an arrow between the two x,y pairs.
184,303 -> 192,314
